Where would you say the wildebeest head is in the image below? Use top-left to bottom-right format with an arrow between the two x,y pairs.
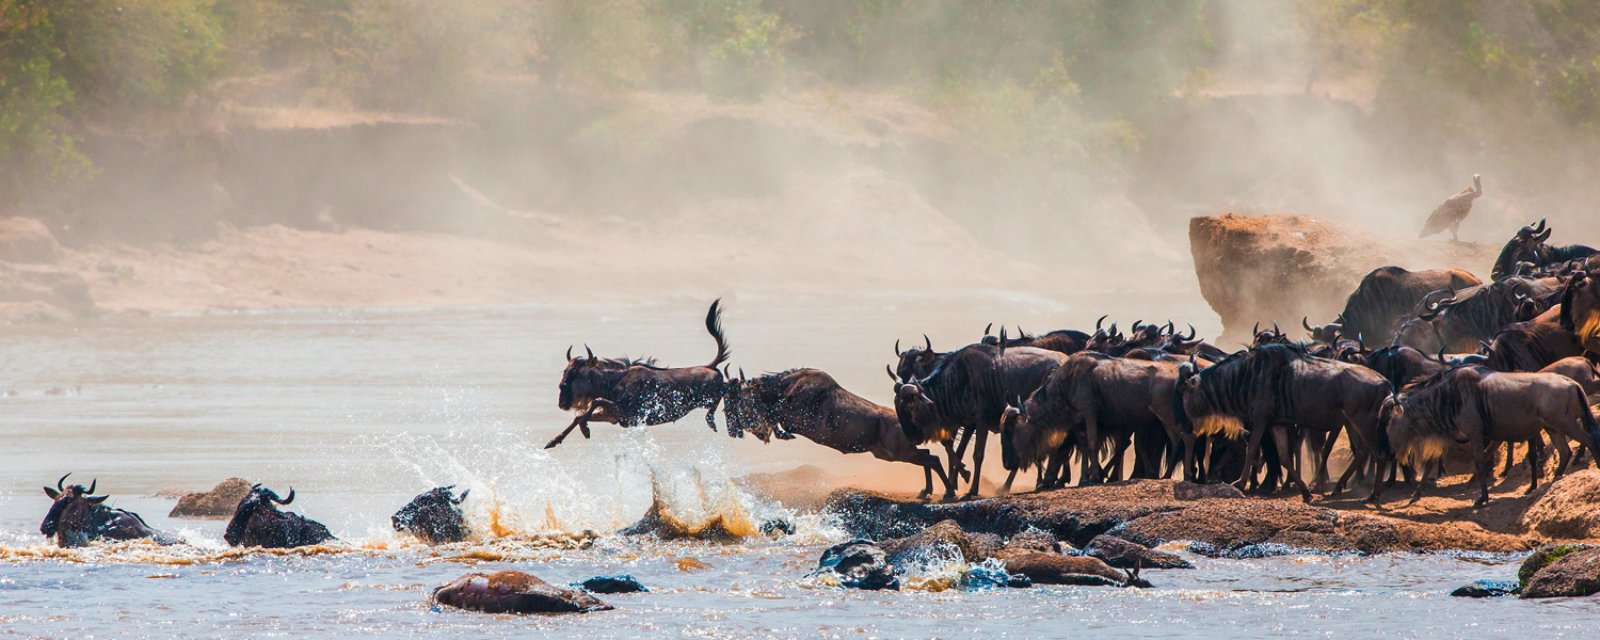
999,385 -> 1066,473
1085,315 -> 1125,352
892,335 -> 941,381
392,486 -> 471,544
1302,317 -> 1343,344
888,365 -> 937,445
40,473 -> 105,545
1250,321 -> 1290,348
557,346 -> 651,411
1493,219 -> 1552,280
225,484 -> 335,548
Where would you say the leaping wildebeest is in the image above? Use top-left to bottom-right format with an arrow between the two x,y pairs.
224,484 -> 336,548
722,368 -> 955,500
547,300 -> 731,449
1379,365 -> 1600,507
40,474 -> 178,548
392,486 -> 471,544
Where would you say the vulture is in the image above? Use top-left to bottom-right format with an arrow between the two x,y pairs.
1420,174 -> 1482,242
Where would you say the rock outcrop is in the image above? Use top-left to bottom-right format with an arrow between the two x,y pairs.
1523,470 -> 1600,539
169,478 -> 253,518
1188,213 -> 1497,342
1521,548 -> 1600,599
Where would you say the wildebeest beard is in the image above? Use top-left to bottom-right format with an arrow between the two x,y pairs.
1176,347 -> 1306,441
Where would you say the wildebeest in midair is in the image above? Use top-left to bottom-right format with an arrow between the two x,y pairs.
546,300 -> 731,449
722,367 -> 955,500
40,474 -> 177,548
1379,365 -> 1600,507
224,484 -> 336,548
892,341 -> 1067,499
1306,266 -> 1482,346
392,486 -> 471,544
1173,344 -> 1390,501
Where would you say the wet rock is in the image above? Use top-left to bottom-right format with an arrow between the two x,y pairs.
818,540 -> 899,591
169,478 -> 253,519
1001,552 -> 1150,588
1523,470 -> 1600,539
1083,535 -> 1193,569
879,520 -> 1003,565
1521,548 -> 1600,599
1173,481 -> 1244,501
431,571 -> 613,614
1450,580 -> 1519,598
998,529 -> 1068,558
673,557 -> 713,572
958,564 -> 1031,591
1517,544 -> 1597,589
759,519 -> 795,537
575,575 -> 648,594
618,497 -> 754,542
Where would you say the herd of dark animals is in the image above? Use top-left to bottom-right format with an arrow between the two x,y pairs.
25,220 -> 1600,558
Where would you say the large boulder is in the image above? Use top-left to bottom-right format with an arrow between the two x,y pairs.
1522,548 -> 1600,599
431,571 -> 613,614
169,478 -> 253,518
1523,470 -> 1600,539
1517,544 -> 1597,588
878,520 -> 1003,565
0,218 -> 62,264
1189,213 -> 1496,342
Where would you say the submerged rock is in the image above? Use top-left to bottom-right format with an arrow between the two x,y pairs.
575,575 -> 648,594
879,520 -> 1003,565
759,519 -> 795,537
1517,544 -> 1596,588
818,540 -> 899,591
432,571 -> 613,614
1083,535 -> 1193,569
169,478 -> 253,519
1450,580 -> 1519,598
1522,548 -> 1600,599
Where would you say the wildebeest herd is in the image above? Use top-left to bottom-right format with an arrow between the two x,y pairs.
549,219 -> 1600,510
29,218 -> 1600,556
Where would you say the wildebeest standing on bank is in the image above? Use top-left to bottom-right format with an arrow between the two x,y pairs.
546,300 -> 731,449
1173,344 -> 1390,502
1380,366 -> 1600,507
1395,277 -> 1552,354
224,484 -> 336,548
722,368 -> 955,500
1491,219 -> 1599,281
40,474 -> 177,548
893,343 -> 1067,500
1308,266 -> 1482,346
392,486 -> 471,544
1000,352 -> 1186,486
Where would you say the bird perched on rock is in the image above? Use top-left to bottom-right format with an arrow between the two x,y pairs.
1420,174 -> 1482,242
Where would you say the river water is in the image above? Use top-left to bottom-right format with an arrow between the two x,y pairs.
0,293 -> 1592,638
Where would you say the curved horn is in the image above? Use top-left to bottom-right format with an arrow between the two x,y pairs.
1535,218 -> 1547,233
1252,322 -> 1260,336
894,338 -> 902,357
1132,319 -> 1144,331
1096,315 -> 1107,332
565,345 -> 573,361
1302,317 -> 1314,332
1436,347 -> 1448,364
86,478 -> 95,495
923,334 -> 932,352
57,473 -> 69,492
275,488 -> 296,505
1163,321 -> 1175,336
1272,321 -> 1280,336
1184,324 -> 1197,341
984,322 -> 993,336
739,368 -> 746,382
584,344 -> 594,360
886,364 -> 900,384
1017,325 -> 1029,339
454,488 -> 470,504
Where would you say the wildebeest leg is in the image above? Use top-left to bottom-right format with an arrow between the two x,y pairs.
1525,437 -> 1544,495
1548,428 -> 1576,478
961,429 -> 990,500
1274,427 -> 1313,503
1235,422 -> 1266,493
704,396 -> 722,432
940,440 -> 963,501
1473,433 -> 1493,509
950,427 -> 977,482
1082,415 -> 1104,485
1501,441 -> 1516,479
544,400 -> 621,449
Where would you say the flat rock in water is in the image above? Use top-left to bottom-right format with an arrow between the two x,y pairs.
1001,552 -> 1147,587
169,478 -> 253,518
1450,580 -> 1519,598
432,571 -> 613,614
575,575 -> 648,594
879,520 -> 1003,564
1083,535 -> 1193,569
1522,548 -> 1600,599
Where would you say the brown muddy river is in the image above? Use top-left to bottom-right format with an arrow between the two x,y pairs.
0,292 -> 1589,638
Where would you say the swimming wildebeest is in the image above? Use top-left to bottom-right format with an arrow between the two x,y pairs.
1306,266 -> 1482,345
224,484 -> 336,548
1173,344 -> 1389,501
392,486 -> 471,544
1379,365 -> 1600,507
1000,352 -> 1186,485
723,368 -> 955,500
40,474 -> 176,548
1491,219 -> 1598,281
546,299 -> 731,449
893,342 -> 1067,499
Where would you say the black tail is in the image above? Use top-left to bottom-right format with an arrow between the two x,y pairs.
1575,384 -> 1600,457
705,298 -> 730,369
